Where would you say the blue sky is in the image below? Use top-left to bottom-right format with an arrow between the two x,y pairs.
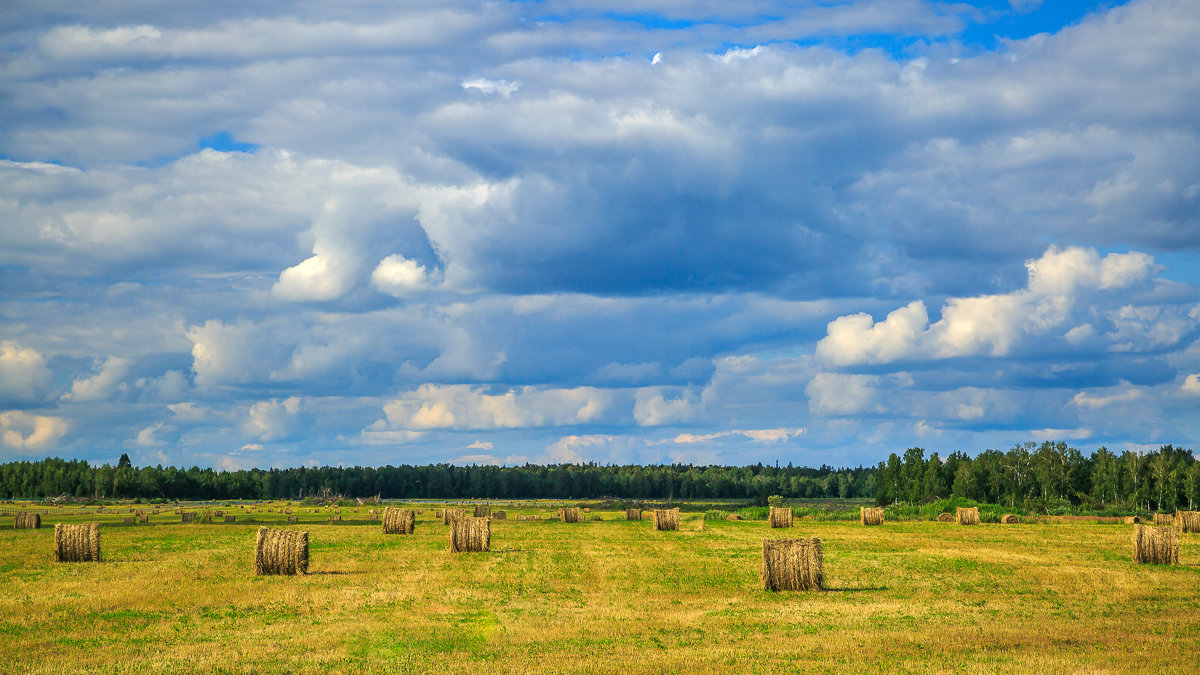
1,0 -> 1197,471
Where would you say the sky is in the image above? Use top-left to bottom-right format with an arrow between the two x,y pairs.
1,0 -> 1199,471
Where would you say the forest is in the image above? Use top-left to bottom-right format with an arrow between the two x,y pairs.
0,441 -> 1196,512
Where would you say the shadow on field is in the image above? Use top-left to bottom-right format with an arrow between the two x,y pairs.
823,586 -> 887,593
307,569 -> 366,576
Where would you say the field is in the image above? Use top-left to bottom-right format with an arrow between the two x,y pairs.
2,502 -> 1199,673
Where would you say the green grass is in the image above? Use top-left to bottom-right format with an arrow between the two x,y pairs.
1,502 -> 1199,673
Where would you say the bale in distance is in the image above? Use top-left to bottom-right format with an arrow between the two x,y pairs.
769,506 -> 793,529
626,509 -> 642,521
652,508 -> 680,531
761,538 -> 823,591
382,507 -> 415,535
1154,513 -> 1173,526
937,513 -> 954,523
859,507 -> 883,526
15,512 -> 41,529
54,523 -> 100,562
286,515 -> 299,523
449,516 -> 490,553
727,513 -> 742,521
224,515 -> 236,523
955,507 -> 980,526
1001,514 -> 1018,524
473,505 -> 491,518
1124,516 -> 1141,524
560,507 -> 582,524
1176,511 -> 1200,534
138,515 -> 149,524
442,508 -> 463,525
255,527 -> 309,575
492,511 -> 506,521
123,516 -> 135,524
1132,524 -> 1178,565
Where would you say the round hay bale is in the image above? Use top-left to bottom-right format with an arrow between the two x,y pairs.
492,511 -> 506,521
955,507 -> 980,526
1001,514 -> 1018,524
442,508 -> 463,525
859,507 -> 884,526
1123,516 -> 1141,525
761,538 -> 823,591
224,515 -> 236,523
559,507 -> 582,524
181,512 -> 196,523
769,506 -> 793,529
936,513 -> 954,523
54,523 -> 100,562
1176,511 -> 1200,533
15,512 -> 41,529
626,508 -> 642,521
726,514 -> 742,521
1132,524 -> 1178,565
449,516 -> 490,553
652,508 -> 680,531
1153,513 -> 1173,526
255,527 -> 309,575
286,515 -> 299,523
473,505 -> 491,518
382,507 -> 415,535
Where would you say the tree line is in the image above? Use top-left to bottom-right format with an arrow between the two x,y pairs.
875,442 -> 1200,513
0,441 -> 1194,511
0,454 -> 873,503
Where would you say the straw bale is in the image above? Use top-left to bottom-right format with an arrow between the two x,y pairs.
328,515 -> 341,522
936,513 -> 954,522
492,511 -> 506,520
15,512 -> 41,529
1154,513 -> 1173,526
123,516 -> 135,524
652,508 -> 680,531
1176,511 -> 1200,534
138,515 -> 149,524
443,508 -> 463,525
224,515 -> 236,523
473,505 -> 491,518
559,507 -> 582,523
1132,524 -> 1178,565
761,538 -> 823,591
214,511 -> 224,517
449,516 -> 490,553
255,527 -> 309,575
769,506 -> 793,529
54,523 -> 100,562
859,507 -> 884,526
287,515 -> 298,523
955,507 -> 980,526
1001,514 -> 1018,524
727,514 -> 742,521
181,513 -> 195,523
382,507 -> 415,535
626,509 -> 642,521
1123,516 -> 1141,525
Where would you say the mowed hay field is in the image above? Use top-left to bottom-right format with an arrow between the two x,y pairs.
2,504 -> 1200,674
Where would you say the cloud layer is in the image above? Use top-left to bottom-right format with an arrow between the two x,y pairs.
1,0 -> 1198,468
